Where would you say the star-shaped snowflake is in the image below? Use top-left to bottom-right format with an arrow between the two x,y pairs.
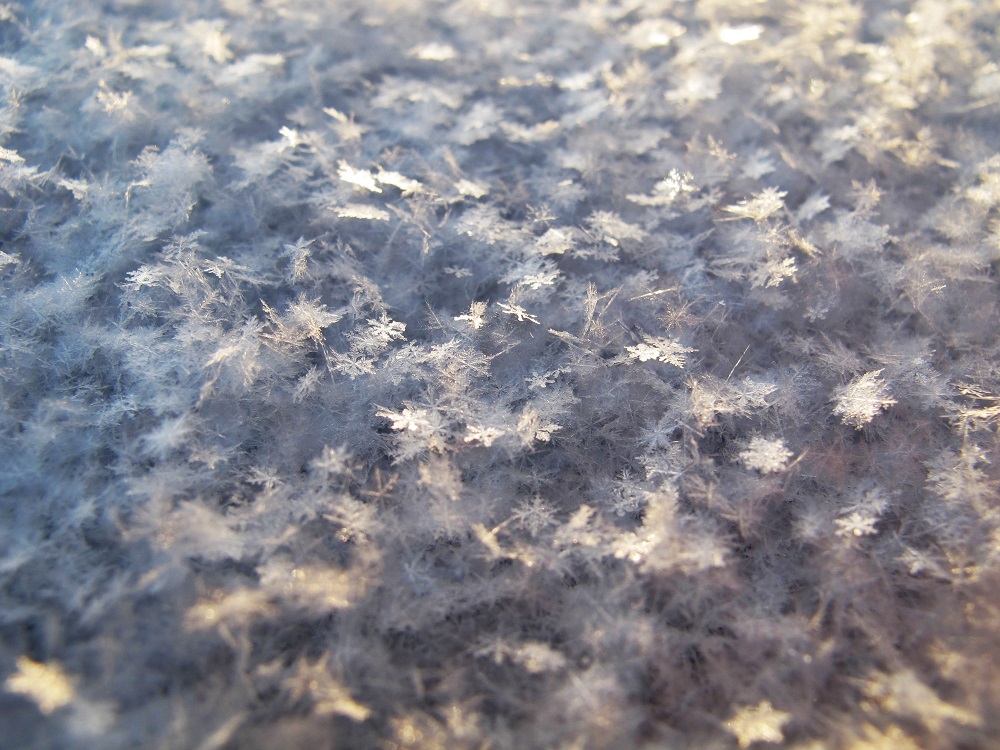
724,700 -> 792,748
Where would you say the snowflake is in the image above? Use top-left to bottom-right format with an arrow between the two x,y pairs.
282,657 -> 371,721
377,406 -> 435,433
498,301 -> 540,324
456,205 -> 508,244
626,336 -> 695,367
507,642 -> 567,674
516,409 -> 561,443
719,24 -> 763,45
141,414 -> 194,459
525,368 -> 563,390
795,192 -> 831,223
834,510 -> 879,538
337,161 -> 381,193
408,42 -> 457,61
501,257 -> 561,290
827,211 -> 893,257
366,315 -> 407,344
724,700 -> 792,748
332,351 -> 376,379
455,301 -> 488,330
749,254 -> 798,288
323,107 -> 368,142
267,296 -> 343,344
586,210 -> 646,246
4,658 -> 75,715
665,70 -> 722,104
311,444 -> 353,476
739,436 -> 794,474
608,472 -> 647,517
723,188 -> 788,222
375,168 -> 424,195
124,265 -> 164,290
539,423 -> 563,442
454,178 -> 489,198
281,236 -> 314,281
623,18 -> 685,49
464,424 -> 504,447
741,148 -> 775,179
452,101 -> 501,145
627,169 -> 697,207
832,369 -> 896,428
534,227 -> 574,255
336,204 -> 391,221
612,529 -> 657,563
520,268 -> 561,290
510,496 -> 557,537
626,343 -> 664,362
277,125 -> 306,150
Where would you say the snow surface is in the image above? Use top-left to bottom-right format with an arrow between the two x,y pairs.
2,1 -> 1000,747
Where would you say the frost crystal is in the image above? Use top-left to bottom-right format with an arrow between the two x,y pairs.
739,436 -> 793,474
336,204 -> 391,221
725,701 -> 792,748
724,188 -> 788,222
625,336 -> 695,367
834,510 -> 879,538
337,161 -> 381,192
833,369 -> 896,428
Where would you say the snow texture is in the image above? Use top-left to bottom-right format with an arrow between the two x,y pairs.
2,0 -> 1000,748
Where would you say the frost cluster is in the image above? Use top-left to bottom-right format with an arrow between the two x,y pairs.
2,1 -> 999,748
